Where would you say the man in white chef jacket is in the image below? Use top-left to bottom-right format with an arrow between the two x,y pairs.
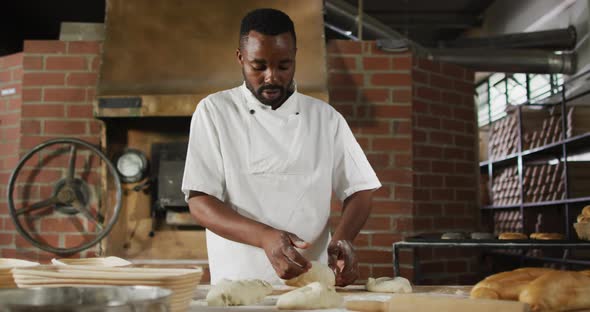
182,8 -> 381,286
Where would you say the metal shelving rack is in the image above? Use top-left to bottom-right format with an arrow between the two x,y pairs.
479,69 -> 590,265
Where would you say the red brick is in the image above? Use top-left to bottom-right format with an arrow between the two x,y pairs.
416,58 -> 440,73
23,56 -> 43,70
392,89 -> 411,102
366,153 -> 389,168
334,104 -> 354,117
357,250 -> 392,264
40,217 -> 85,233
392,56 -> 412,70
361,89 -> 389,103
67,105 -> 94,118
454,107 -> 474,120
429,103 -> 453,118
363,57 -> 391,70
397,249 -> 415,265
328,56 -> 357,71
0,233 -> 13,245
430,74 -> 454,89
327,40 -> 362,54
1,113 -> 19,126
412,69 -> 428,84
444,203 -> 466,216
416,115 -> 441,129
430,132 -> 453,145
413,99 -> 428,113
351,120 -> 391,135
394,153 -> 412,167
414,217 -> 434,231
89,120 -> 102,134
455,162 -> 475,174
46,56 -> 87,71
91,57 -> 101,71
454,134 -> 474,147
464,69 -> 475,82
2,53 -> 23,68
330,89 -> 357,102
67,41 -> 101,54
454,80 -> 475,94
441,63 -> 465,78
22,104 -> 65,117
24,41 -> 66,54
354,233 -> 370,247
431,188 -> 455,201
44,88 -> 86,102
445,176 -> 476,188
329,73 -> 364,87
372,233 -> 403,247
393,217 -> 413,232
8,98 -> 22,110
441,91 -> 462,104
371,73 -> 411,86
67,73 -> 98,86
65,234 -> 96,246
456,189 -> 477,201
372,201 -> 412,215
414,146 -> 443,158
433,217 -> 455,229
418,174 -> 443,187
394,185 -> 413,200
373,138 -> 411,151
12,68 -> 24,81
44,120 -> 87,135
416,203 -> 442,216
416,86 -> 441,102
22,88 -> 42,102
393,120 -> 411,136
0,70 -> 10,83
432,160 -> 456,174
412,129 -> 427,143
372,105 -> 411,119
441,119 -> 465,133
23,72 -> 65,86
2,127 -> 20,140
413,160 -> 431,171
372,266 -> 395,278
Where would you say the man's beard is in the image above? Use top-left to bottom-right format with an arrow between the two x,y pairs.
245,79 -> 294,107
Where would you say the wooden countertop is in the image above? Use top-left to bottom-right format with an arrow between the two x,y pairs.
189,285 -> 473,311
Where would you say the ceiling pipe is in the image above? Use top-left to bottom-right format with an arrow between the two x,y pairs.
439,26 -> 577,50
326,0 -> 578,74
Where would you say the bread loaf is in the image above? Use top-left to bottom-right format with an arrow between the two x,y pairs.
499,232 -> 528,240
470,268 -> 555,300
529,232 -> 565,240
519,270 -> 590,312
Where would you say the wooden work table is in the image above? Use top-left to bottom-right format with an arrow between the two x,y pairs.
189,284 -> 473,311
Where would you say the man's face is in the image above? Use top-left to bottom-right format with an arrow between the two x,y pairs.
237,31 -> 296,108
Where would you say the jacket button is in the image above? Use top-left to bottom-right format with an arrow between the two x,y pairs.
249,109 -> 255,114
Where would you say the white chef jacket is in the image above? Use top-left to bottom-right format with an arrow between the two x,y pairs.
181,83 -> 381,285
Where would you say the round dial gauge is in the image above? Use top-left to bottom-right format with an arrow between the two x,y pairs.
116,150 -> 147,183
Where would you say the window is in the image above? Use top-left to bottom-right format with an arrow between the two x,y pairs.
476,73 -> 563,127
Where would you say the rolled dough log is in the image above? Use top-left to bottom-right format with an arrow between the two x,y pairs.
206,279 -> 272,306
285,260 -> 335,287
276,281 -> 342,310
366,276 -> 412,293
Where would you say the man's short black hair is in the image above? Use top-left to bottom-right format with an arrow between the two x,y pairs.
239,8 -> 296,48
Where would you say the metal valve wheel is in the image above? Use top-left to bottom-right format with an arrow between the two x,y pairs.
7,138 -> 122,255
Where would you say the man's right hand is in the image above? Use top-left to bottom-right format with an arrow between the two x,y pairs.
261,229 -> 311,280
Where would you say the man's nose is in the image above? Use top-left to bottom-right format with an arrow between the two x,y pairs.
264,68 -> 279,84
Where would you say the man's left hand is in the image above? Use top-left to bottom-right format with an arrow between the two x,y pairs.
327,240 -> 358,286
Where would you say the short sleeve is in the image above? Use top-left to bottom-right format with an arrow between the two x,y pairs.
332,113 -> 382,201
181,100 -> 226,202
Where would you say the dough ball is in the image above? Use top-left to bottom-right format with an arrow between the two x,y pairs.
285,260 -> 335,287
206,279 -> 272,306
470,232 -> 495,240
441,232 -> 465,240
366,277 -> 412,293
276,281 -> 342,310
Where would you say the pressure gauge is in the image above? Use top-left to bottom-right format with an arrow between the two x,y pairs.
116,149 -> 148,183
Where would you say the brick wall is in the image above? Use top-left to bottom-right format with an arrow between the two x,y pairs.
327,40 -> 478,284
411,59 -> 479,284
0,52 -> 23,254
0,41 -> 102,262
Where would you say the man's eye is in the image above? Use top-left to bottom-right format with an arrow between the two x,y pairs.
279,66 -> 290,71
252,66 -> 266,71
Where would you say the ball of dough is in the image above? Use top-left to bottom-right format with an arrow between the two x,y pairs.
276,281 -> 342,310
470,232 -> 495,240
366,277 -> 412,293
441,232 -> 465,240
285,261 -> 335,287
206,279 -> 272,306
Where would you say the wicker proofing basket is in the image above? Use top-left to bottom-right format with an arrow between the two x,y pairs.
574,222 -> 590,240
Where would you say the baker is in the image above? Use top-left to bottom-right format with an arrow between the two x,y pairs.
182,8 -> 381,286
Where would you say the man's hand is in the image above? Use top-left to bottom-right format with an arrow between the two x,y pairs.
261,229 -> 311,280
328,240 -> 358,286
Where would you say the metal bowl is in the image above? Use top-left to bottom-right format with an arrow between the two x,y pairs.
0,286 -> 171,312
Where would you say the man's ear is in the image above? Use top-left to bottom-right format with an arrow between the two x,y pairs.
236,48 -> 243,65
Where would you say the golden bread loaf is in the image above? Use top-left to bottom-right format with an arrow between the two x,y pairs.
519,270 -> 590,312
529,232 -> 565,240
499,232 -> 528,240
470,267 -> 555,300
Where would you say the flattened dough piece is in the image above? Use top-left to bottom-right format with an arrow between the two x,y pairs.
285,261 -> 335,287
277,281 -> 342,310
206,279 -> 272,306
366,276 -> 412,293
